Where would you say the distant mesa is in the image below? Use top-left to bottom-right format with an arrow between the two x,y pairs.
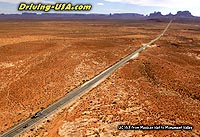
176,11 -> 193,17
166,12 -> 174,17
22,12 -> 37,16
112,13 -> 144,17
149,11 -> 163,17
0,10 -> 198,21
149,10 -> 193,18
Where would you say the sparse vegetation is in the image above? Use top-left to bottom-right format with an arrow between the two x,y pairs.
1,20 -> 199,137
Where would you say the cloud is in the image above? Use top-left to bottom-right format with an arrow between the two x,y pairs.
0,0 -> 37,3
0,0 -> 53,4
97,3 -> 104,6
110,8 -> 125,12
104,0 -> 200,8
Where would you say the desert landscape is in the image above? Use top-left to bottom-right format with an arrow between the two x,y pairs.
0,19 -> 200,136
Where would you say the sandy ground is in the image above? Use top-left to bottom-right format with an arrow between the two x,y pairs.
0,20 -> 159,133
1,20 -> 200,136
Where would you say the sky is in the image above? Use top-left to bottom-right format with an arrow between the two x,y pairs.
0,0 -> 199,16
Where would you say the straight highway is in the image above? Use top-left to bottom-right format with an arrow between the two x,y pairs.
1,20 -> 172,137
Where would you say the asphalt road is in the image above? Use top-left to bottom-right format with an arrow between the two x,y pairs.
1,20 -> 172,137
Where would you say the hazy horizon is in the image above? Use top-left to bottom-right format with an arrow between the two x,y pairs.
0,0 -> 199,16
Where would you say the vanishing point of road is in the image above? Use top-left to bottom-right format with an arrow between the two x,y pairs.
1,20 -> 172,137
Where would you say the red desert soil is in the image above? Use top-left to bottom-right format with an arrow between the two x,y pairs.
1,20 -> 200,136
0,20 -> 158,133
20,21 -> 200,137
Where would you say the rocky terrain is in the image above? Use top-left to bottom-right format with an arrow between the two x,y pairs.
0,20 -> 158,133
10,21 -> 200,136
0,20 -> 200,137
